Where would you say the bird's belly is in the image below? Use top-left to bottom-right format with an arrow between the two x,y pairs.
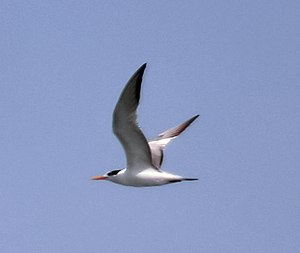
114,170 -> 181,187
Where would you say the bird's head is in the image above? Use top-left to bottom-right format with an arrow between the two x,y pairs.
91,169 -> 123,181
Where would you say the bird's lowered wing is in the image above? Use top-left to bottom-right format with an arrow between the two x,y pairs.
148,115 -> 199,168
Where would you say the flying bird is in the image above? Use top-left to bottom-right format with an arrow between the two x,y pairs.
92,63 -> 199,187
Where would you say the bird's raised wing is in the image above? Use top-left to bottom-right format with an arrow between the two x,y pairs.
148,115 -> 199,168
113,63 -> 154,171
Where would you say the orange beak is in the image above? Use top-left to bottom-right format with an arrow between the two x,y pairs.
91,175 -> 108,180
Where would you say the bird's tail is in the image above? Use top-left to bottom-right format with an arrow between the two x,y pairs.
182,178 -> 198,181
168,177 -> 198,184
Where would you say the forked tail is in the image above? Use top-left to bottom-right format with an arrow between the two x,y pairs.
183,178 -> 198,181
168,178 -> 198,183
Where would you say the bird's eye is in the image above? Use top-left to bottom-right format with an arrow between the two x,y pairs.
107,170 -> 121,176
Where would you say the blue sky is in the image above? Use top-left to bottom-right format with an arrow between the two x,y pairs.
1,1 -> 299,252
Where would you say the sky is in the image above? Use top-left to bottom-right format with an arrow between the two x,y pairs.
1,1 -> 299,252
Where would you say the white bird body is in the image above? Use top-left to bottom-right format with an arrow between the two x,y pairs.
92,64 -> 199,187
107,168 -> 186,187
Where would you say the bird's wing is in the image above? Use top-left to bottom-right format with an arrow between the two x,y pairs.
148,115 -> 199,168
113,63 -> 155,171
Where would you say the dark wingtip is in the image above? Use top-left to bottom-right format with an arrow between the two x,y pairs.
130,63 -> 147,80
188,114 -> 200,124
133,63 -> 147,102
191,114 -> 200,121
136,63 -> 147,75
156,114 -> 200,139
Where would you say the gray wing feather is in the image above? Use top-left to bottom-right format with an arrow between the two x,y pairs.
113,63 -> 153,170
148,115 -> 199,168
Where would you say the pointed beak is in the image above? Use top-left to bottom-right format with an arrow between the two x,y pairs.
91,175 -> 108,180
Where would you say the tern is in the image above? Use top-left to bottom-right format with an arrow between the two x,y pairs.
92,63 -> 199,187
